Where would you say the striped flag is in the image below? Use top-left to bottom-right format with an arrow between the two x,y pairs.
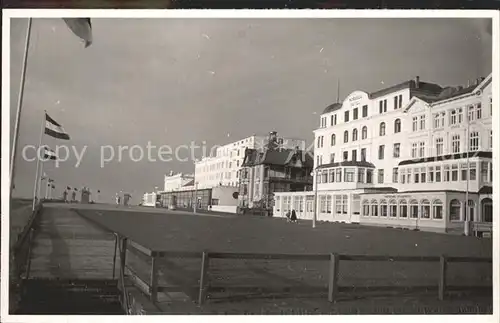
45,113 -> 70,140
44,147 -> 58,161
63,18 -> 93,48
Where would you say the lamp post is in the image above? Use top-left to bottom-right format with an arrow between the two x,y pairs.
193,182 -> 199,214
464,116 -> 471,236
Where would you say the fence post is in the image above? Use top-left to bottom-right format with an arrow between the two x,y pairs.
150,256 -> 159,303
438,254 -> 447,300
328,253 -> 340,303
120,238 -> 128,277
198,250 -> 210,305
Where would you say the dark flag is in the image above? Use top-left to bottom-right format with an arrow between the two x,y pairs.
45,113 -> 70,140
43,147 -> 58,160
63,18 -> 93,48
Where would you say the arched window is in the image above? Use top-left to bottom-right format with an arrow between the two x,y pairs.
352,129 -> 358,141
379,122 -> 386,136
432,199 -> 443,219
389,199 -> 398,217
344,130 -> 349,143
394,119 -> 401,133
410,199 -> 419,218
331,134 -> 336,146
449,199 -> 461,221
399,199 -> 408,218
420,199 -> 431,219
362,200 -> 370,216
371,199 -> 378,217
362,126 -> 368,140
380,199 -> 388,217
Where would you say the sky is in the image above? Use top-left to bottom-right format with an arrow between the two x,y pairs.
9,17 -> 492,203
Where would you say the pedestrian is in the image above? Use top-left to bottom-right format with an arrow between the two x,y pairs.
71,190 -> 76,203
62,190 -> 68,203
291,209 -> 298,223
286,210 -> 291,222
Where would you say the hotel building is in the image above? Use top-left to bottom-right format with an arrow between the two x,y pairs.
274,74 -> 493,233
194,133 -> 306,189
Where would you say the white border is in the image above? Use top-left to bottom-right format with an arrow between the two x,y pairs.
1,8 -> 499,323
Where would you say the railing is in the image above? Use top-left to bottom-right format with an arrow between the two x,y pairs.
472,222 -> 493,237
116,239 -> 492,306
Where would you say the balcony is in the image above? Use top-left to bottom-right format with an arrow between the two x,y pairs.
269,176 -> 313,184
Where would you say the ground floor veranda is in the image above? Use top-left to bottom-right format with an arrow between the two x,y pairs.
273,189 -> 493,233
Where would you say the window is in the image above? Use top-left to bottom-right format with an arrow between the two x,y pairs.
394,119 -> 401,133
419,115 -> 426,130
451,164 -> 458,181
352,150 -> 357,161
334,114 -> 337,125
450,109 -> 457,125
380,200 -> 388,217
435,166 -> 441,182
378,169 -> 384,183
352,129 -> 358,141
379,122 -> 386,136
436,137 -> 444,156
366,169 -> 373,183
320,196 -> 326,213
344,110 -> 350,122
432,200 -> 443,219
476,103 -> 482,119
316,155 -> 321,167
335,195 -> 343,215
468,105 -> 475,121
481,161 -> 489,182
330,134 -> 336,146
469,131 -> 479,151
392,168 -> 398,183
414,167 -> 420,183
329,169 -> 335,182
322,170 -> 328,183
420,167 -> 426,183
397,94 -> 403,108
358,168 -> 365,183
336,168 -> 342,182
326,195 -> 332,213
344,131 -> 348,143
461,163 -> 468,181
378,145 -> 385,160
400,169 -> 406,184
393,143 -> 400,158
361,148 -> 366,162
317,136 -> 321,148
411,143 -> 418,158
353,108 -> 359,120
421,199 -> 430,219
490,130 -> 493,149
444,165 -> 450,182
362,105 -> 368,117
344,168 -> 355,182
394,96 -> 398,109
410,200 -> 419,219
389,200 -> 398,218
412,117 -> 418,132
330,153 -> 335,163
452,134 -> 460,153
330,115 -> 334,126
275,196 -> 280,211
490,96 -> 492,116
428,166 -> 434,182
406,169 -> 411,183
362,200 -> 370,216
399,200 -> 408,218
433,113 -> 440,128
343,151 -> 348,161
449,199 -> 461,221
458,108 -> 464,123
362,126 -> 368,139
418,142 -> 425,158
371,200 -> 378,217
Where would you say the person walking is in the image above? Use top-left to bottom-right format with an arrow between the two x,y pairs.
286,210 -> 291,222
291,209 -> 298,223
71,190 -> 76,203
62,190 -> 68,203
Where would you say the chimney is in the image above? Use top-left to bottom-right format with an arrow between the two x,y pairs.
169,170 -> 174,176
415,76 -> 420,89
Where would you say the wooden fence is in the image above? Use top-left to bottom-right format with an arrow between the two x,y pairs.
117,237 -> 492,305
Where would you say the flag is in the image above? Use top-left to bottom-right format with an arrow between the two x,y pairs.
63,18 -> 92,48
51,184 -> 55,189
44,147 -> 58,161
67,186 -> 71,190
45,113 -> 70,140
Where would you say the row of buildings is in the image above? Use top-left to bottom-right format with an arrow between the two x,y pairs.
143,73 -> 493,233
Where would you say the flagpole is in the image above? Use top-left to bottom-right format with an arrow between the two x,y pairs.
10,17 -> 33,194
37,160 -> 45,200
32,110 -> 46,211
45,182 -> 49,199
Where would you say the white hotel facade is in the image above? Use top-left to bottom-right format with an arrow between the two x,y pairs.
274,74 -> 493,233
194,134 -> 306,189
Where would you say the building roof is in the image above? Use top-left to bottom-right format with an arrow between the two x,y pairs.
317,160 -> 376,169
369,79 -> 443,100
322,102 -> 342,114
242,147 -> 314,168
398,151 -> 492,166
